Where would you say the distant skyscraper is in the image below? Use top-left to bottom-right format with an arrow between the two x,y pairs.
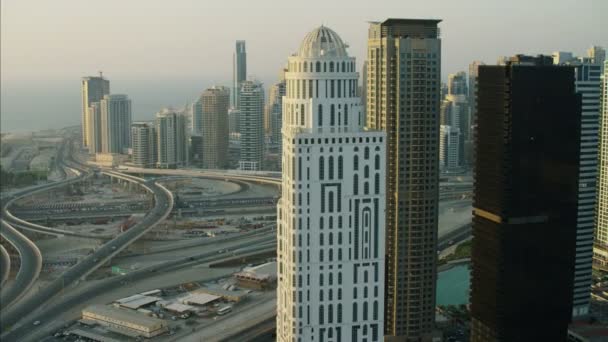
557,55 -> 603,318
197,86 -> 230,169
156,109 -> 188,168
594,60 -> 608,270
439,125 -> 461,171
86,102 -> 102,154
233,40 -> 247,108
267,68 -> 287,152
587,46 -> 606,65
470,55 -> 581,341
367,19 -> 441,341
131,122 -> 156,168
447,71 -> 468,96
189,135 -> 203,166
81,74 -> 110,147
361,60 -> 368,122
468,61 -> 484,130
276,25 -> 386,342
100,94 -> 131,154
228,108 -> 241,136
552,51 -> 575,64
238,80 -> 264,171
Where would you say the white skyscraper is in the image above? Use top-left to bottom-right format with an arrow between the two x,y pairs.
156,109 -> 189,168
81,74 -> 110,147
100,94 -> 131,154
238,80 -> 265,171
131,122 -> 157,168
276,26 -> 386,342
439,125 -> 461,171
594,61 -> 608,271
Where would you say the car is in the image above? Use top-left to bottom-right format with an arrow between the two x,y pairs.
33,320 -> 41,326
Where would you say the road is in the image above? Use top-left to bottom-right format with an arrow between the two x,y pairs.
0,170 -> 174,332
0,220 -> 42,311
1,237 -> 276,342
0,244 -> 10,288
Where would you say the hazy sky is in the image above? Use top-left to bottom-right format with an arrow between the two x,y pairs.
1,0 -> 607,131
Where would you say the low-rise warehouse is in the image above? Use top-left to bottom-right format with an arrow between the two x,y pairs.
82,305 -> 168,338
234,261 -> 277,290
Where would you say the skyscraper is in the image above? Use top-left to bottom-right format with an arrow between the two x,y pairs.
467,61 -> 484,164
556,55 -> 604,318
439,125 -> 461,171
367,19 -> 441,340
470,55 -> 581,341
238,80 -> 264,171
100,94 -> 131,154
267,69 -> 287,152
81,74 -> 110,147
587,46 -> 606,65
156,109 -> 188,168
447,71 -> 468,96
197,86 -> 230,169
131,122 -> 157,168
86,102 -> 102,154
276,25 -> 386,342
228,108 -> 241,136
594,60 -> 608,270
233,40 -> 247,108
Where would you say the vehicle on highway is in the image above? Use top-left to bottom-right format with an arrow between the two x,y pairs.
33,320 -> 41,326
217,305 -> 232,315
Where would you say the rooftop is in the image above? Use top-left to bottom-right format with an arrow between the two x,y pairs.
298,26 -> 348,58
82,305 -> 166,328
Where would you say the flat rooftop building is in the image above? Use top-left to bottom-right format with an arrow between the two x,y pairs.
82,305 -> 168,338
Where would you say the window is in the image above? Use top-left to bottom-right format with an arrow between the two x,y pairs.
375,154 -> 380,169
329,192 -> 334,212
328,304 -> 333,324
354,155 -> 359,170
318,104 -> 323,126
373,301 -> 378,320
364,146 -> 370,159
338,156 -> 343,179
353,302 -> 358,321
316,61 -> 321,72
364,165 -> 369,178
344,105 -> 348,125
337,304 -> 343,323
330,80 -> 335,98
337,79 -> 341,98
363,302 -> 368,320
319,156 -> 324,180
354,174 -> 359,195
329,156 -> 334,179
300,104 -> 305,125
375,174 -> 380,194
319,305 -> 324,324
329,61 -> 334,72
330,104 -> 335,125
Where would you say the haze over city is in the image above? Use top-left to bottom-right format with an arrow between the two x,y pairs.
2,0 -> 606,131
2,1 -> 608,341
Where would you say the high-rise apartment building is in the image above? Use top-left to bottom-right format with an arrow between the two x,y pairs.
447,71 -> 467,96
467,61 -> 484,165
556,55 -> 604,318
276,26 -> 386,342
553,51 -> 575,65
361,60 -> 368,123
439,125 -> 461,171
268,69 -> 287,152
367,19 -> 441,340
131,122 -> 157,168
82,74 -> 110,147
194,86 -> 230,169
86,102 -> 103,154
238,80 -> 264,171
233,40 -> 247,108
470,56 -> 581,341
100,94 -> 131,154
228,108 -> 241,136
594,60 -> 608,270
156,109 -> 188,168
587,46 -> 606,66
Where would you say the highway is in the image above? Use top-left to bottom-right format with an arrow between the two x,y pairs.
1,234 -> 276,342
0,244 -> 9,287
0,220 -> 42,311
0,170 -> 174,332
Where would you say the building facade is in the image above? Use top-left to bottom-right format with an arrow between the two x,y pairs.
276,26 -> 386,342
470,56 -> 581,341
100,94 -> 131,154
81,74 -> 110,147
366,19 -> 441,340
439,125 -> 460,171
196,86 -> 230,169
233,40 -> 247,108
587,46 -> 606,66
268,70 -> 287,153
238,80 -> 265,171
595,60 -> 608,269
156,109 -> 188,169
131,122 -> 156,168
447,71 -> 467,96
86,102 -> 103,154
556,56 -> 604,318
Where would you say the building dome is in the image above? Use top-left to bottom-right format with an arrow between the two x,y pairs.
297,26 -> 348,58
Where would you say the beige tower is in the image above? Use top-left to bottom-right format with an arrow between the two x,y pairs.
196,86 -> 230,169
367,19 -> 442,341
81,74 -> 109,147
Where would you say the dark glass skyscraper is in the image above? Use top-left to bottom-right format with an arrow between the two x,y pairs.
470,55 -> 582,341
233,40 -> 247,108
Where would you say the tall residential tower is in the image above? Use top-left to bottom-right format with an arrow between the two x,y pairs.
367,19 -> 441,340
233,41 -> 247,108
156,109 -> 189,168
470,56 -> 581,341
81,74 -> 110,147
594,61 -> 608,270
238,80 -> 265,170
195,86 -> 230,169
100,94 -> 131,154
276,26 -> 386,342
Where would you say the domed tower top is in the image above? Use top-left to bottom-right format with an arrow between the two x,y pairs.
297,26 -> 349,58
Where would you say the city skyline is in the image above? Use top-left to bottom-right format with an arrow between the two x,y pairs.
2,0 -> 607,132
